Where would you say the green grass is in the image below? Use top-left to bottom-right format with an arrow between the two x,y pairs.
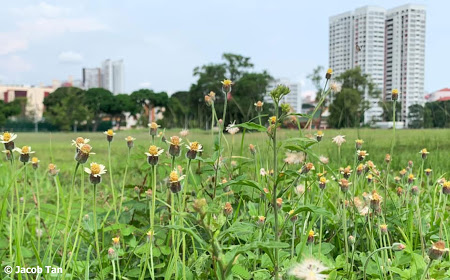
13,128 -> 450,175
0,127 -> 449,279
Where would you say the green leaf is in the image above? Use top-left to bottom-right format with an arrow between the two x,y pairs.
235,122 -> 266,132
291,205 -> 331,218
231,264 -> 251,279
229,179 -> 263,193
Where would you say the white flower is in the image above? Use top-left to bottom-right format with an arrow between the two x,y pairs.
185,141 -> 203,152
260,168 -> 267,176
125,136 -> 136,141
226,121 -> 240,135
84,162 -> 107,177
329,82 -> 342,93
14,146 -> 35,154
180,129 -> 189,137
71,137 -> 90,146
319,156 -> 329,165
332,135 -> 346,147
284,152 -> 305,165
289,258 -> 328,280
0,132 -> 17,143
295,185 -> 305,195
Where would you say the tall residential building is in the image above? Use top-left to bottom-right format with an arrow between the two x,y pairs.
384,4 -> 426,125
329,6 -> 386,124
102,59 -> 124,94
265,78 -> 302,113
329,4 -> 426,125
82,67 -> 102,89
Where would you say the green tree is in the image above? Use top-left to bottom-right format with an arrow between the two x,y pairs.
83,88 -> 115,131
43,87 -> 92,131
328,88 -> 361,128
163,91 -> 190,128
424,101 -> 449,128
407,104 -> 424,128
0,99 -> 22,127
328,67 -> 380,127
130,89 -> 169,126
307,65 -> 324,101
188,53 -> 271,128
379,100 -> 401,121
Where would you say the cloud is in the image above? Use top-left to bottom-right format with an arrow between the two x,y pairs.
0,33 -> 28,55
0,56 -> 32,73
1,2 -> 108,55
139,82 -> 152,88
11,2 -> 68,18
58,51 -> 84,64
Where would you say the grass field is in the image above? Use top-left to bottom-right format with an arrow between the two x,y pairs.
11,128 -> 450,174
0,127 -> 449,279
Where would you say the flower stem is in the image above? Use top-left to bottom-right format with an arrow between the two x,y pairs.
108,142 -> 118,223
93,184 -> 104,280
272,101 -> 280,280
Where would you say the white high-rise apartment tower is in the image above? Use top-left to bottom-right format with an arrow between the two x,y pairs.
384,4 -> 426,125
329,6 -> 386,124
329,4 -> 426,125
102,59 -> 124,94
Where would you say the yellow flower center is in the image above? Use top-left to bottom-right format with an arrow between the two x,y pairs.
392,89 -> 398,94
359,150 -> 367,156
356,139 -> 364,144
190,142 -> 199,151
48,163 -> 55,170
421,148 -> 428,154
327,68 -> 333,74
319,177 -> 327,183
90,163 -> 101,175
126,136 -> 133,142
209,91 -> 216,98
169,171 -> 179,182
31,157 -> 38,163
3,132 -> 11,141
80,144 -> 92,154
408,174 -> 415,179
372,192 -> 381,201
171,136 -> 180,146
255,101 -> 263,107
222,79 -> 232,86
21,146 -> 30,154
317,130 -> 323,136
148,145 -> 158,156
107,129 -> 114,136
380,224 -> 388,231
76,137 -> 84,144
150,122 -> 158,129
112,237 -> 120,244
308,230 -> 314,237
269,116 -> 276,124
367,174 -> 373,179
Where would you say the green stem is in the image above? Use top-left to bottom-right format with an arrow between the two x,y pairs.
93,184 -> 104,280
363,246 -> 392,280
118,149 -> 131,220
273,101 -> 280,280
108,142 -> 118,223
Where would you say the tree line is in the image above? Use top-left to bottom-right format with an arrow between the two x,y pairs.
2,53 -> 448,131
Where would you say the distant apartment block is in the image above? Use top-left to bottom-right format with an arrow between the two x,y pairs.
82,59 -> 124,94
265,78 -> 302,113
82,67 -> 102,89
384,4 -> 426,124
102,59 -> 124,94
329,4 -> 426,125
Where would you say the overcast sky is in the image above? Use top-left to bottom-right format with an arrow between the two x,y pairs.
0,0 -> 445,96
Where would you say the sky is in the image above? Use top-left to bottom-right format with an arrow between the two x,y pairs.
0,0 -> 447,96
